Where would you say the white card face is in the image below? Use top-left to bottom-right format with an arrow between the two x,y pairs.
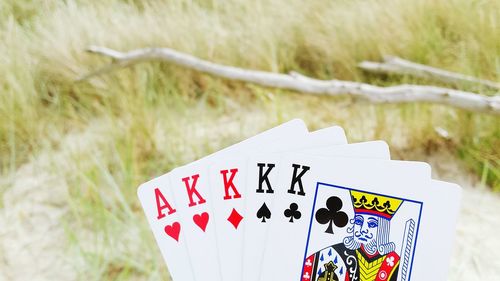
161,122 -> 347,281
240,142 -> 394,281
137,174 -> 195,281
259,155 -> 460,281
409,180 -> 461,281
177,126 -> 346,281
256,141 -> 391,272
137,119 -> 308,281
299,141 -> 390,159
212,140 -> 384,281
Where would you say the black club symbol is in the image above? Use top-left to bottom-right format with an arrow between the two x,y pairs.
315,196 -> 348,234
284,203 -> 302,223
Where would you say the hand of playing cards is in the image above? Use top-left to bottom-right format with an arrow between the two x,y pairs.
137,119 -> 462,281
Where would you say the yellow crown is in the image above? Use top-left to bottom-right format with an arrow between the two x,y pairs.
350,190 -> 403,220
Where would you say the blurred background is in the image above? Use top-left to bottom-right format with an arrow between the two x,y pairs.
0,0 -> 498,280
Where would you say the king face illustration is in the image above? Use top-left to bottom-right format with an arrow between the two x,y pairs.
303,190 -> 407,281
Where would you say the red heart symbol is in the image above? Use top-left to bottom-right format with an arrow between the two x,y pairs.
193,212 -> 209,232
164,222 -> 181,242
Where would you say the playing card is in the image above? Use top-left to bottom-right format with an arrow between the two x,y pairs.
300,180 -> 461,281
241,141 -> 394,281
213,140 -> 388,281
137,119 -> 308,281
259,154 -> 460,281
164,121 -> 346,281
137,174 -> 194,281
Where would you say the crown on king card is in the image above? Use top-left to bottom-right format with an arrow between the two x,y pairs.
350,190 -> 403,220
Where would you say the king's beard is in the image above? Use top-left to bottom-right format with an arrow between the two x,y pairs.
344,235 -> 379,256
362,239 -> 378,255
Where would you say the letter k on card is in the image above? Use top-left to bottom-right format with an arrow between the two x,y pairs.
168,164 -> 222,281
179,173 -> 209,231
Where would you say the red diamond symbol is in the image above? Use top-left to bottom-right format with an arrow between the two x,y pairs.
227,208 -> 243,229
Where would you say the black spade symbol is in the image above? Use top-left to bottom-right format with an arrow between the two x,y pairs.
256,202 -> 271,223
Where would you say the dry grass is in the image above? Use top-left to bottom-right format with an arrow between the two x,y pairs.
0,0 -> 499,279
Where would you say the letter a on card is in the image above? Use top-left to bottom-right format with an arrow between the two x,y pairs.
155,188 -> 176,219
137,176 -> 195,281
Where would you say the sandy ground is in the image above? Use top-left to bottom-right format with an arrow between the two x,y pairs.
0,124 -> 108,281
0,127 -> 499,280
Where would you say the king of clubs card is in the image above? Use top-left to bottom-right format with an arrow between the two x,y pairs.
302,183 -> 422,281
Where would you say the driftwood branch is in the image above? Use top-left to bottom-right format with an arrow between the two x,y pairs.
79,46 -> 500,115
359,56 -> 500,90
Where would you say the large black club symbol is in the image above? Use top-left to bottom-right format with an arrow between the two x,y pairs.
315,196 -> 348,234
